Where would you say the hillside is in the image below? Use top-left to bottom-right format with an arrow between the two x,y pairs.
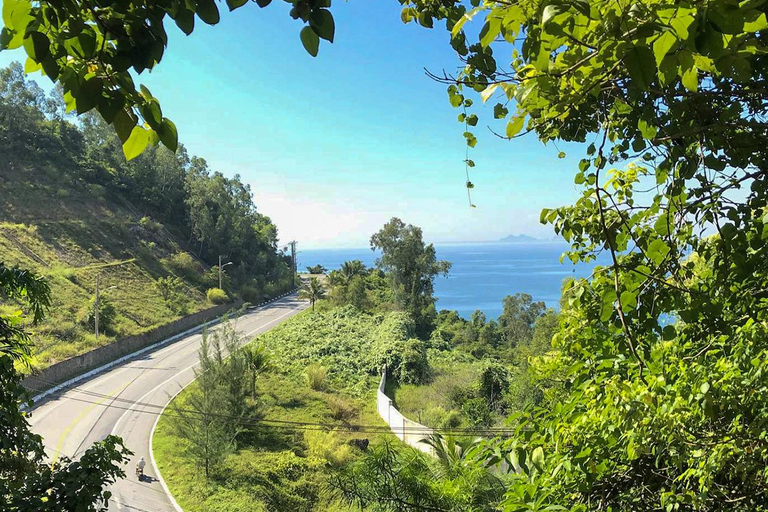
0,158 -> 212,370
0,62 -> 294,371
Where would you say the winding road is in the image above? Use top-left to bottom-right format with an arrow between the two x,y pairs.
28,295 -> 307,512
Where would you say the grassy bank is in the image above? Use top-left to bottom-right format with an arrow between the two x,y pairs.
0,162 -> 211,370
152,307 -> 410,512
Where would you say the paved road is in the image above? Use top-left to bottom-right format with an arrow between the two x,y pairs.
29,295 -> 307,512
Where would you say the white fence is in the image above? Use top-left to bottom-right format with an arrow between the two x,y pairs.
376,369 -> 435,455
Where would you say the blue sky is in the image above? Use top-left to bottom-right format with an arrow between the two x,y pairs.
1,1 -> 588,248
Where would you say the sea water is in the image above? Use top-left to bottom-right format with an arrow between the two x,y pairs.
298,242 -> 607,319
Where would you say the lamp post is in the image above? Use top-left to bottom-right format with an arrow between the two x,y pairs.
218,255 -> 233,290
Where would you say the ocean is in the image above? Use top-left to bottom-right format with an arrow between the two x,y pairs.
298,242 -> 608,320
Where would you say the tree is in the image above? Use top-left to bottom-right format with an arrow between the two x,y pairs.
305,264 -> 327,274
241,343 -> 271,399
0,263 -> 131,510
172,326 -> 240,478
299,277 -> 326,311
370,218 -> 451,338
497,293 -> 546,348
0,0 -> 336,160
387,1 -> 768,510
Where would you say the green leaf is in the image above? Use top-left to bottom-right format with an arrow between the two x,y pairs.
744,13 -> 768,32
22,31 -> 50,63
255,0 -> 271,7
114,109 -> 137,143
158,118 -> 179,152
123,126 -> 150,161
620,290 -> 637,309
310,9 -> 335,43
226,0 -> 248,11
531,446 -> 545,471
678,49 -> 698,91
300,26 -> 320,57
638,119 -> 658,139
196,0 -> 220,25
647,239 -> 670,265
506,116 -> 524,137
652,31 -> 677,67
700,382 -> 710,394
75,77 -> 103,114
466,114 -> 478,127
662,324 -> 676,340
557,151 -> 566,159
175,9 -> 195,35
466,159 -> 475,167
541,4 -> 567,27
622,45 -> 656,91
479,17 -> 501,47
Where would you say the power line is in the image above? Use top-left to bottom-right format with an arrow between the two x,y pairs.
32,384 -> 517,437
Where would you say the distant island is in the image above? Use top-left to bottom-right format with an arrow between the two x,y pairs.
499,234 -> 541,243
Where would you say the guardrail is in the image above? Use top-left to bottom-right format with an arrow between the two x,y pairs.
376,368 -> 435,455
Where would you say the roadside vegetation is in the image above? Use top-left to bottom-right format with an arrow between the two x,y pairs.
0,64 -> 295,369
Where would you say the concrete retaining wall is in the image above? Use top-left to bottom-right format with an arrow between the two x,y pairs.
377,369 -> 434,455
22,300 -> 242,394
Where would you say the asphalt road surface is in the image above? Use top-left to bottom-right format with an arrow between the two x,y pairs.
29,295 -> 307,512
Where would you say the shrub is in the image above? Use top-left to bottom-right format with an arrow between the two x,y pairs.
305,364 -> 327,391
239,284 -> 262,304
304,430 -> 352,466
139,216 -> 163,232
207,287 -> 228,304
477,361 -> 510,407
397,339 -> 430,385
462,398 -> 492,427
163,252 -> 199,280
440,410 -> 463,429
326,395 -> 357,422
79,296 -> 117,334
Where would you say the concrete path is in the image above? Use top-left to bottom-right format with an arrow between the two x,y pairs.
28,295 -> 307,512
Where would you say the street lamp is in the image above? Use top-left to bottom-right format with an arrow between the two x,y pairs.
218,255 -> 233,290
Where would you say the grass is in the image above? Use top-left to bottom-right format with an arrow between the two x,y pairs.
0,161 -> 210,371
153,370 -> 388,512
152,307 -> 413,512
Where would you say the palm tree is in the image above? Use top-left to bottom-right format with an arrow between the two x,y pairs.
242,344 -> 271,398
339,260 -> 367,281
299,277 -> 326,311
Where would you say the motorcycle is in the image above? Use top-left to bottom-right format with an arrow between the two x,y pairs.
135,465 -> 144,479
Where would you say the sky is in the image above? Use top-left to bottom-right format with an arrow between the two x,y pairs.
1,1 -> 590,249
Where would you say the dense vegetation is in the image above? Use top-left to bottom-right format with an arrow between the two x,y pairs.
0,62 -> 294,368
153,308 -> 404,512
0,264 -> 131,511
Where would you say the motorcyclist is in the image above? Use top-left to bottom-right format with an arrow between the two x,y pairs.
136,456 -> 146,476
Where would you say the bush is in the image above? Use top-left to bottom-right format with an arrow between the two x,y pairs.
206,287 -> 228,304
239,284 -> 262,304
305,364 -> 327,391
139,216 -> 163,233
397,339 -> 430,385
462,398 -> 492,427
163,252 -> 199,280
79,296 -> 117,334
440,410 -> 463,429
326,395 -> 357,422
304,430 -> 352,466
477,361 -> 510,407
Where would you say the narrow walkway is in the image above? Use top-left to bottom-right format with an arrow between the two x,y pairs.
376,369 -> 434,455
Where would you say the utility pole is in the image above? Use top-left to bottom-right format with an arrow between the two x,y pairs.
95,274 -> 100,339
218,255 -> 232,289
288,241 -> 297,276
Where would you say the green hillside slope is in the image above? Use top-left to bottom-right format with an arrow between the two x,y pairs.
0,63 -> 294,371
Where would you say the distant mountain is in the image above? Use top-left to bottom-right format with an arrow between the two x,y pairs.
499,234 -> 540,243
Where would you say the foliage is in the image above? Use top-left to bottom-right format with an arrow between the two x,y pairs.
370,218 -> 451,338
79,295 -> 117,334
476,361 -> 509,408
395,338 -> 430,385
498,294 -> 546,349
304,430 -> 353,467
334,441 -> 505,512
298,277 -> 326,311
325,395 -> 357,423
371,0 -> 768,509
0,263 -> 132,511
328,261 -> 391,312
305,364 -> 327,391
0,0 -> 335,160
206,287 -> 228,305
460,398 -> 492,428
305,264 -> 327,274
241,343 -> 271,398
0,65 -> 289,366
